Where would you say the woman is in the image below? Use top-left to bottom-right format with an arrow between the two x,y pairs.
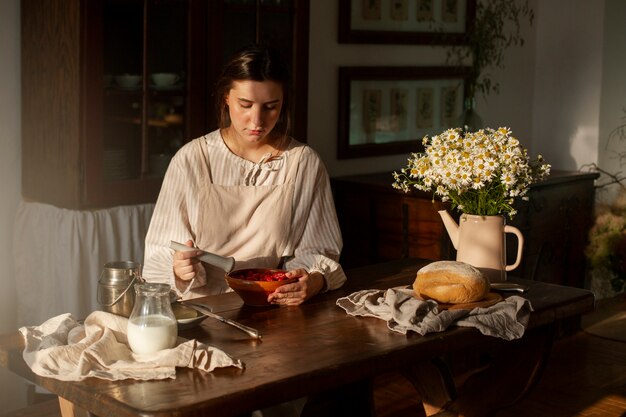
143,44 -> 346,305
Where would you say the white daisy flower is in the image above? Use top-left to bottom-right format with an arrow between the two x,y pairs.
392,127 -> 551,218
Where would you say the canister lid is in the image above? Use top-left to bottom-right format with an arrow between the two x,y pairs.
100,261 -> 142,284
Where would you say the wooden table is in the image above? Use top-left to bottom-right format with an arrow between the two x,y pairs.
0,259 -> 595,417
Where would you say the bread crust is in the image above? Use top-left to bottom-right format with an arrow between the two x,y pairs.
413,261 -> 489,304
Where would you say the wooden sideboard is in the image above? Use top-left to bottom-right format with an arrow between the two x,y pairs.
331,170 -> 599,288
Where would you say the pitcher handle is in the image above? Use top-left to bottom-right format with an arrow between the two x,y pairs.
504,225 -> 524,271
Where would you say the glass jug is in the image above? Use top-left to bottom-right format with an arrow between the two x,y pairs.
127,283 -> 177,354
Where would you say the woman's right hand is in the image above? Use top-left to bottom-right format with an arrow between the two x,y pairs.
173,240 -> 204,281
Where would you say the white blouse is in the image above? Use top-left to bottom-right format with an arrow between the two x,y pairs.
143,130 -> 347,295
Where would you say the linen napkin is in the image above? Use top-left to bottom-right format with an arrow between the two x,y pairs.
336,288 -> 531,341
19,311 -> 243,382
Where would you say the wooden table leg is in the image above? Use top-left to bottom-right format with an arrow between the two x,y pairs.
58,397 -> 95,417
447,325 -> 555,417
402,325 -> 555,417
402,357 -> 457,416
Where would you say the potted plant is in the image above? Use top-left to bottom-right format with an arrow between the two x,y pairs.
586,188 -> 626,298
583,109 -> 626,298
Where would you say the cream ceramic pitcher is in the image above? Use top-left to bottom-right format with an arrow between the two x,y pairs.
438,210 -> 524,283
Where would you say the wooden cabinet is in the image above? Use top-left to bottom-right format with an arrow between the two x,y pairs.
332,170 -> 599,288
332,172 -> 449,268
21,0 -> 309,209
504,171 -> 599,288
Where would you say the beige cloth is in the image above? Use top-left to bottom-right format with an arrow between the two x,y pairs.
337,288 -> 532,341
143,130 -> 347,298
19,311 -> 243,381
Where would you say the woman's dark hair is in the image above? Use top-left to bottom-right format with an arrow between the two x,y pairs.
215,44 -> 292,138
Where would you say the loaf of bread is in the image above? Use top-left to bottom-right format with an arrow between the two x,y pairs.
413,261 -> 489,304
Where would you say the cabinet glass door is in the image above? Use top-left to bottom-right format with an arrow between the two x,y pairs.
102,0 -> 187,183
103,1 -> 144,181
80,0 -> 304,207
146,1 -> 187,178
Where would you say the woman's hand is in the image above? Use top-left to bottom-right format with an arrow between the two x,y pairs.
267,269 -> 326,306
173,240 -> 204,281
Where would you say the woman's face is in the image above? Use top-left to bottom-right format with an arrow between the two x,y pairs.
225,80 -> 284,144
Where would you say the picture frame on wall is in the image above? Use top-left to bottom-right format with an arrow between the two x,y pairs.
338,66 -> 471,159
338,0 -> 476,44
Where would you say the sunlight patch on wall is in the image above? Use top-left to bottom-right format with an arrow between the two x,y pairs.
570,125 -> 599,170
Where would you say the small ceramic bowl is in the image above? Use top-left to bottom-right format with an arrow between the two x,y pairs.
225,268 -> 297,307
171,302 -> 207,330
115,74 -> 142,89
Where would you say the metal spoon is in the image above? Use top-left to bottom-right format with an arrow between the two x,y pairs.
178,300 -> 262,340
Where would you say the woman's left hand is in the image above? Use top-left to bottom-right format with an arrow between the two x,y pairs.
267,269 -> 325,306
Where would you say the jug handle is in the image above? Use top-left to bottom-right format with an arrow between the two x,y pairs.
504,225 -> 524,271
97,271 -> 142,307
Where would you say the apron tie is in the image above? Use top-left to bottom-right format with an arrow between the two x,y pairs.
244,153 -> 285,185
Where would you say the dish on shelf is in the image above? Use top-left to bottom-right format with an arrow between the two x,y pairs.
115,74 -> 142,90
151,72 -> 180,87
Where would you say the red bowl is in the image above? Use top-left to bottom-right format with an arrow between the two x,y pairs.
225,268 -> 298,307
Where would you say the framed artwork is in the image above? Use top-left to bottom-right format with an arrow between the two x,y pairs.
338,0 -> 476,44
338,66 -> 471,159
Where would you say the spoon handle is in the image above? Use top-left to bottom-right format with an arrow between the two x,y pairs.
490,282 -> 529,293
181,301 -> 262,339
170,241 -> 235,273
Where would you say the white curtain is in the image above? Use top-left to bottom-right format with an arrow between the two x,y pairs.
14,200 -> 155,326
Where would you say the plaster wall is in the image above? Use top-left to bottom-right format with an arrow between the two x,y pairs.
308,0 -> 538,177
598,0 -> 626,203
530,0 -> 604,171
0,0 -> 26,411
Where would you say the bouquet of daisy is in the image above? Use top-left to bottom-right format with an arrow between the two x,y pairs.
392,127 -> 551,219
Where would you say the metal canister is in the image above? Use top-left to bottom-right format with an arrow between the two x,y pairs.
97,261 -> 143,317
